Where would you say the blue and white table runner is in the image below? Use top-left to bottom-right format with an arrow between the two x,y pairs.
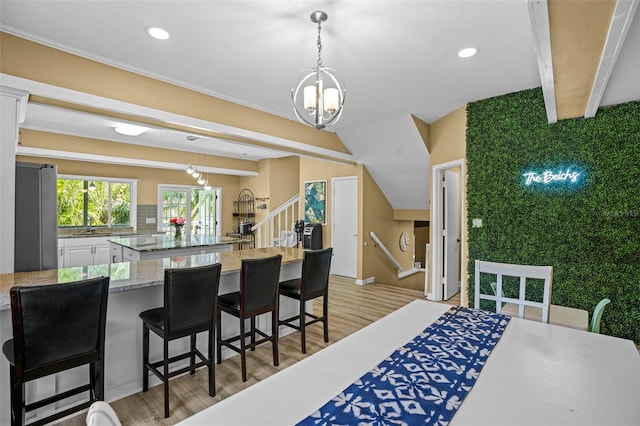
297,306 -> 511,425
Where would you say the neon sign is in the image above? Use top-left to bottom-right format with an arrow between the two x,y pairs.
522,168 -> 582,186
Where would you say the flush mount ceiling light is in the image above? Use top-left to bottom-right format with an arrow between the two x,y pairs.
114,123 -> 149,136
291,10 -> 345,130
458,47 -> 478,58
147,27 -> 169,40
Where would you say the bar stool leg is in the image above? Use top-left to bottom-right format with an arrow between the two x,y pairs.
208,327 -> 215,397
300,298 -> 306,354
89,362 -> 96,400
240,317 -> 247,382
142,324 -> 149,392
250,317 -> 256,351
9,365 -> 25,426
323,296 -> 329,343
190,333 -> 196,374
216,308 -> 222,365
163,339 -> 170,418
272,309 -> 279,366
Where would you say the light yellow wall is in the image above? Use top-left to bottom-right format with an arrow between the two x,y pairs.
19,129 -> 257,173
238,161 -> 271,225
429,106 -> 468,303
298,157 -> 359,250
361,167 -> 422,289
269,156 -> 300,208
237,156 -> 300,226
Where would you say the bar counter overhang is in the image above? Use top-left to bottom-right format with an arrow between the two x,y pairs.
0,247 -> 305,425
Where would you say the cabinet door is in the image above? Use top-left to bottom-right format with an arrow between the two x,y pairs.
64,246 -> 94,267
94,245 -> 111,266
57,247 -> 65,269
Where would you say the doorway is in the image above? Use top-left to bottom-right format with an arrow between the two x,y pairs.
331,176 -> 358,278
429,160 -> 465,301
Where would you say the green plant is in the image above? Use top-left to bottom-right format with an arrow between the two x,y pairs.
466,88 -> 640,343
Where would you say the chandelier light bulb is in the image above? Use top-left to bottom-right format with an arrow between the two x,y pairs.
203,182 -> 212,191
324,88 -> 339,113
186,164 -> 194,174
197,176 -> 206,185
304,86 -> 317,112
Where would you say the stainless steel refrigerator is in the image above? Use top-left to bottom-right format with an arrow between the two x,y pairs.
14,162 -> 58,272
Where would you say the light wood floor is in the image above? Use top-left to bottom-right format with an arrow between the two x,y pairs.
61,277 -> 460,425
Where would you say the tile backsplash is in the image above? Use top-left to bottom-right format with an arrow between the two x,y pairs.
137,204 -> 162,234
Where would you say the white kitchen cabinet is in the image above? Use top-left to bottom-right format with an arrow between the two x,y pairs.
59,236 -> 112,267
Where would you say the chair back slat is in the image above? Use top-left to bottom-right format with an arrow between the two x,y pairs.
165,264 -> 222,334
10,276 -> 110,372
475,260 -> 553,323
241,255 -> 282,314
301,248 -> 333,298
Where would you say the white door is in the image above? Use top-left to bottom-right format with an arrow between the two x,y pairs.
443,170 -> 460,300
332,177 -> 358,278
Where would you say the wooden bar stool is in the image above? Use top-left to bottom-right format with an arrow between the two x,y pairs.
139,263 -> 222,418
2,276 -> 110,426
216,255 -> 282,382
279,248 -> 333,353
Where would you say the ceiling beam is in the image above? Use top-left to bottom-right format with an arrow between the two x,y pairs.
527,0 -> 557,124
585,0 -> 639,118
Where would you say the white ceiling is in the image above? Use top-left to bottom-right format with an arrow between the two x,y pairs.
1,1 -> 556,129
1,1 -> 639,206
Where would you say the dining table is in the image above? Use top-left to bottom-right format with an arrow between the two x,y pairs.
177,299 -> 640,426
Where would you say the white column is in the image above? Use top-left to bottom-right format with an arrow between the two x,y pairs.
0,87 -> 29,274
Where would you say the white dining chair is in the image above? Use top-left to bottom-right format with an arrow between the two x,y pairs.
474,260 -> 553,323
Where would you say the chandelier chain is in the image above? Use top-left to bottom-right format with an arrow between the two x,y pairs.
316,20 -> 323,67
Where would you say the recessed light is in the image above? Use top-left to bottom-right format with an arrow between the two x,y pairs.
147,27 -> 170,40
458,47 -> 477,58
114,123 -> 149,136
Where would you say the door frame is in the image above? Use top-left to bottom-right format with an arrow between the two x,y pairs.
157,184 -> 221,236
331,176 -> 358,278
428,159 -> 466,302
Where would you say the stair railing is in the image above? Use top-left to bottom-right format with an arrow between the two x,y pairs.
252,194 -> 300,248
369,231 -> 422,279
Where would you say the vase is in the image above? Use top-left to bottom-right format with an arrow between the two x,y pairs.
174,227 -> 182,240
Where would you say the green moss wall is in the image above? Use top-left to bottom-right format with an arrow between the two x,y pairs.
466,88 -> 639,342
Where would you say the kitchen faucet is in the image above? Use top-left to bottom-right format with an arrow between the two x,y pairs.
88,216 -> 94,233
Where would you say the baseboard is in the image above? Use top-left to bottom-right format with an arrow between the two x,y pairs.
355,276 -> 375,285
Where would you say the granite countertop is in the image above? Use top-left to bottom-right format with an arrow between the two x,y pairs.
0,247 -> 304,310
109,235 -> 246,252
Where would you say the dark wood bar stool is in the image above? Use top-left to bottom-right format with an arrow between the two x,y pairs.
216,254 -> 282,382
2,276 -> 110,426
279,248 -> 333,353
139,263 -> 222,418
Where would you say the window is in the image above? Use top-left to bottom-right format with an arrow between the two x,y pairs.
158,185 -> 220,236
57,176 -> 137,228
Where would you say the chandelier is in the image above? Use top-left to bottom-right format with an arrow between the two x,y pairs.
291,11 -> 345,130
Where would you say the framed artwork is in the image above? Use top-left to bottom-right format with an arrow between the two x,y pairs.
304,180 -> 326,224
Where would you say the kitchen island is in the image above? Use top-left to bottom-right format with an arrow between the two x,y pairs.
109,234 -> 246,262
0,247 -> 305,425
